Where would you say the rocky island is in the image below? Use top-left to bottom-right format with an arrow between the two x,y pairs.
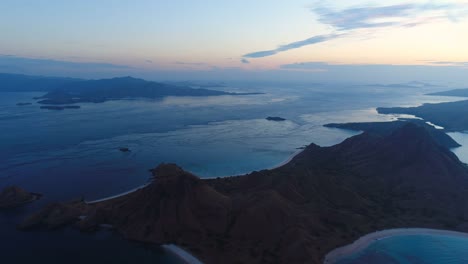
0,186 -> 41,209
16,102 -> 32,106
40,105 -> 81,110
20,124 -> 468,264
266,116 -> 286,121
377,100 -> 468,132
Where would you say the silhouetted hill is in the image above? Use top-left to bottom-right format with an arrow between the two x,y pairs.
21,124 -> 468,264
324,120 -> 461,148
378,100 -> 468,132
37,76 -> 258,104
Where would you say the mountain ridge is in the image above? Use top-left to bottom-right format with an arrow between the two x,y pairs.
20,123 -> 468,264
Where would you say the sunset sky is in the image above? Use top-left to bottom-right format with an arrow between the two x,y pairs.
1,0 -> 468,82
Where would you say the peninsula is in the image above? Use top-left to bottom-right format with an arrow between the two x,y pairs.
21,124 -> 468,264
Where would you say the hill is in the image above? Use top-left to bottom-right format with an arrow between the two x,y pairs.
20,124 -> 468,264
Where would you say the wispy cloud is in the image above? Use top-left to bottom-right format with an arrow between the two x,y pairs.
174,61 -> 207,66
244,33 -> 343,58
243,2 -> 467,60
241,58 -> 250,64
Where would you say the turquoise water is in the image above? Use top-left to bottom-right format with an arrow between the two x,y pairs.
336,233 -> 468,264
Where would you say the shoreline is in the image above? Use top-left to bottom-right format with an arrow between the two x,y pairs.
85,183 -> 150,204
162,244 -> 204,264
323,228 -> 468,264
87,148 -> 306,203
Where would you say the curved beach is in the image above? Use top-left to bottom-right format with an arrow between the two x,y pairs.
323,228 -> 468,264
162,244 -> 204,264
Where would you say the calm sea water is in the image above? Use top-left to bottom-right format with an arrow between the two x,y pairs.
0,82 -> 466,263
336,234 -> 468,264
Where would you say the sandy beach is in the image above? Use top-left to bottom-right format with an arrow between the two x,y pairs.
162,244 -> 204,264
85,183 -> 150,204
323,228 -> 468,263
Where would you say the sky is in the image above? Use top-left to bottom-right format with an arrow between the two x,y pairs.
1,0 -> 468,83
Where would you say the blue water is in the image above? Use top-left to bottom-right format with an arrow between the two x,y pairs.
336,234 -> 468,264
1,82 -> 467,263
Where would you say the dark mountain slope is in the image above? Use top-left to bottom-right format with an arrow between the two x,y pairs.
21,124 -> 468,264
324,119 -> 460,148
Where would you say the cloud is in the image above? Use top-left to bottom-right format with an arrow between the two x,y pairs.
241,58 -> 250,64
312,3 -> 460,30
243,2 -> 468,60
243,33 -> 343,58
424,61 -> 468,67
174,61 -> 206,66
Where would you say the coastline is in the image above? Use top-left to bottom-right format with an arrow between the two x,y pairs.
85,183 -> 150,204
162,244 -> 204,264
323,228 -> 468,264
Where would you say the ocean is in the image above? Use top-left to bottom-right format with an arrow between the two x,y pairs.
1,81 -> 467,263
335,232 -> 468,264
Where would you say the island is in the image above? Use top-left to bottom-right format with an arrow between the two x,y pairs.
35,76 -> 260,105
428,88 -> 468,97
0,186 -> 41,209
324,119 -> 461,148
40,105 -> 81,111
119,147 -> 131,152
266,116 -> 286,121
377,100 -> 468,132
16,102 -> 32,106
20,124 -> 468,264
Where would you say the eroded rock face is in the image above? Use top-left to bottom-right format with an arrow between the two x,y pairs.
0,186 -> 40,209
21,124 -> 468,264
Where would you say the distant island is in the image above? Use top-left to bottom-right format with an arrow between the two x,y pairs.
0,73 -> 262,110
0,186 -> 41,209
428,88 -> 468,97
325,119 -> 461,148
266,116 -> 286,121
20,124 -> 468,264
377,100 -> 468,132
40,105 -> 81,110
16,102 -> 32,106
35,76 -> 260,105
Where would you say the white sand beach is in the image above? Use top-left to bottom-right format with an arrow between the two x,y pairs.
162,244 -> 204,264
323,228 -> 468,264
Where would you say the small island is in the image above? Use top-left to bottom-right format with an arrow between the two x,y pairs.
40,105 -> 81,111
0,186 -> 41,209
266,116 -> 286,121
119,147 -> 131,152
16,102 -> 32,106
